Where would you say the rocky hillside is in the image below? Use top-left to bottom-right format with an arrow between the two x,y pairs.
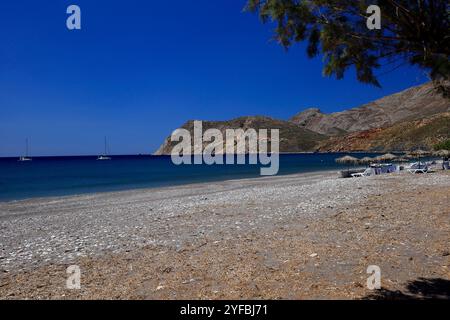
290,82 -> 449,136
154,116 -> 327,155
316,112 -> 450,152
155,82 -> 449,154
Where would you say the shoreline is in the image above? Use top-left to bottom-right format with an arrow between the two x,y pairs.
0,167 -> 345,204
1,170 -> 449,299
1,152 -> 433,203
0,151 -> 392,159
0,169 -> 354,271
0,169 -> 341,217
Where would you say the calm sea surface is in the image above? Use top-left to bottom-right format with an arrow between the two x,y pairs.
0,153 -> 402,201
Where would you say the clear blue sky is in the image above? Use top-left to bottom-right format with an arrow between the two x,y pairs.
0,0 -> 429,156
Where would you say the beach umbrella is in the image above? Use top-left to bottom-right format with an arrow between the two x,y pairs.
433,149 -> 450,157
335,155 -> 359,172
408,149 -> 430,156
359,156 -> 374,163
392,157 -> 409,163
408,149 -> 430,162
335,155 -> 359,164
375,153 -> 397,162
358,157 -> 374,167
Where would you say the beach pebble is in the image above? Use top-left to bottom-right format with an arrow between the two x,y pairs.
1,170 -> 448,276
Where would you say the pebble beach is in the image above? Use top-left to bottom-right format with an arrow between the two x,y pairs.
0,169 -> 449,299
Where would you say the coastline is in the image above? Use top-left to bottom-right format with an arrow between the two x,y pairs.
0,169 -> 341,217
1,169 -> 449,299
0,166 -> 348,204
1,152 -> 428,203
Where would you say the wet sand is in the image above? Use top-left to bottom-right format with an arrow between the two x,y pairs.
0,170 -> 449,299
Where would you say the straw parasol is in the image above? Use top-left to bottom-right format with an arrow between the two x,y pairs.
359,156 -> 374,164
375,153 -> 397,162
335,155 -> 359,172
358,156 -> 374,167
408,149 -> 430,162
335,155 -> 359,164
392,157 -> 409,163
408,149 -> 430,157
433,149 -> 450,157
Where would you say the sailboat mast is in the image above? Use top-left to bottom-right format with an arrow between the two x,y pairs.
104,136 -> 107,155
26,138 -> 29,157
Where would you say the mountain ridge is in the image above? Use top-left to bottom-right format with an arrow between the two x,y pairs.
154,116 -> 327,155
316,112 -> 450,152
289,82 -> 449,135
154,82 -> 449,154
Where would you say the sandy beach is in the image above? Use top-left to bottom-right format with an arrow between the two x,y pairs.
0,169 -> 449,299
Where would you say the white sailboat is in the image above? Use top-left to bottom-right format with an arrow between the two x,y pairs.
97,137 -> 111,160
18,138 -> 32,162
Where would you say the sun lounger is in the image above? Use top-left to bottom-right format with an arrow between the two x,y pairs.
351,168 -> 373,177
406,162 -> 428,173
407,167 -> 428,174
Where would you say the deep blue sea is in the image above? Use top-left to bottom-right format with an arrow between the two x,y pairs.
0,153 -> 392,201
